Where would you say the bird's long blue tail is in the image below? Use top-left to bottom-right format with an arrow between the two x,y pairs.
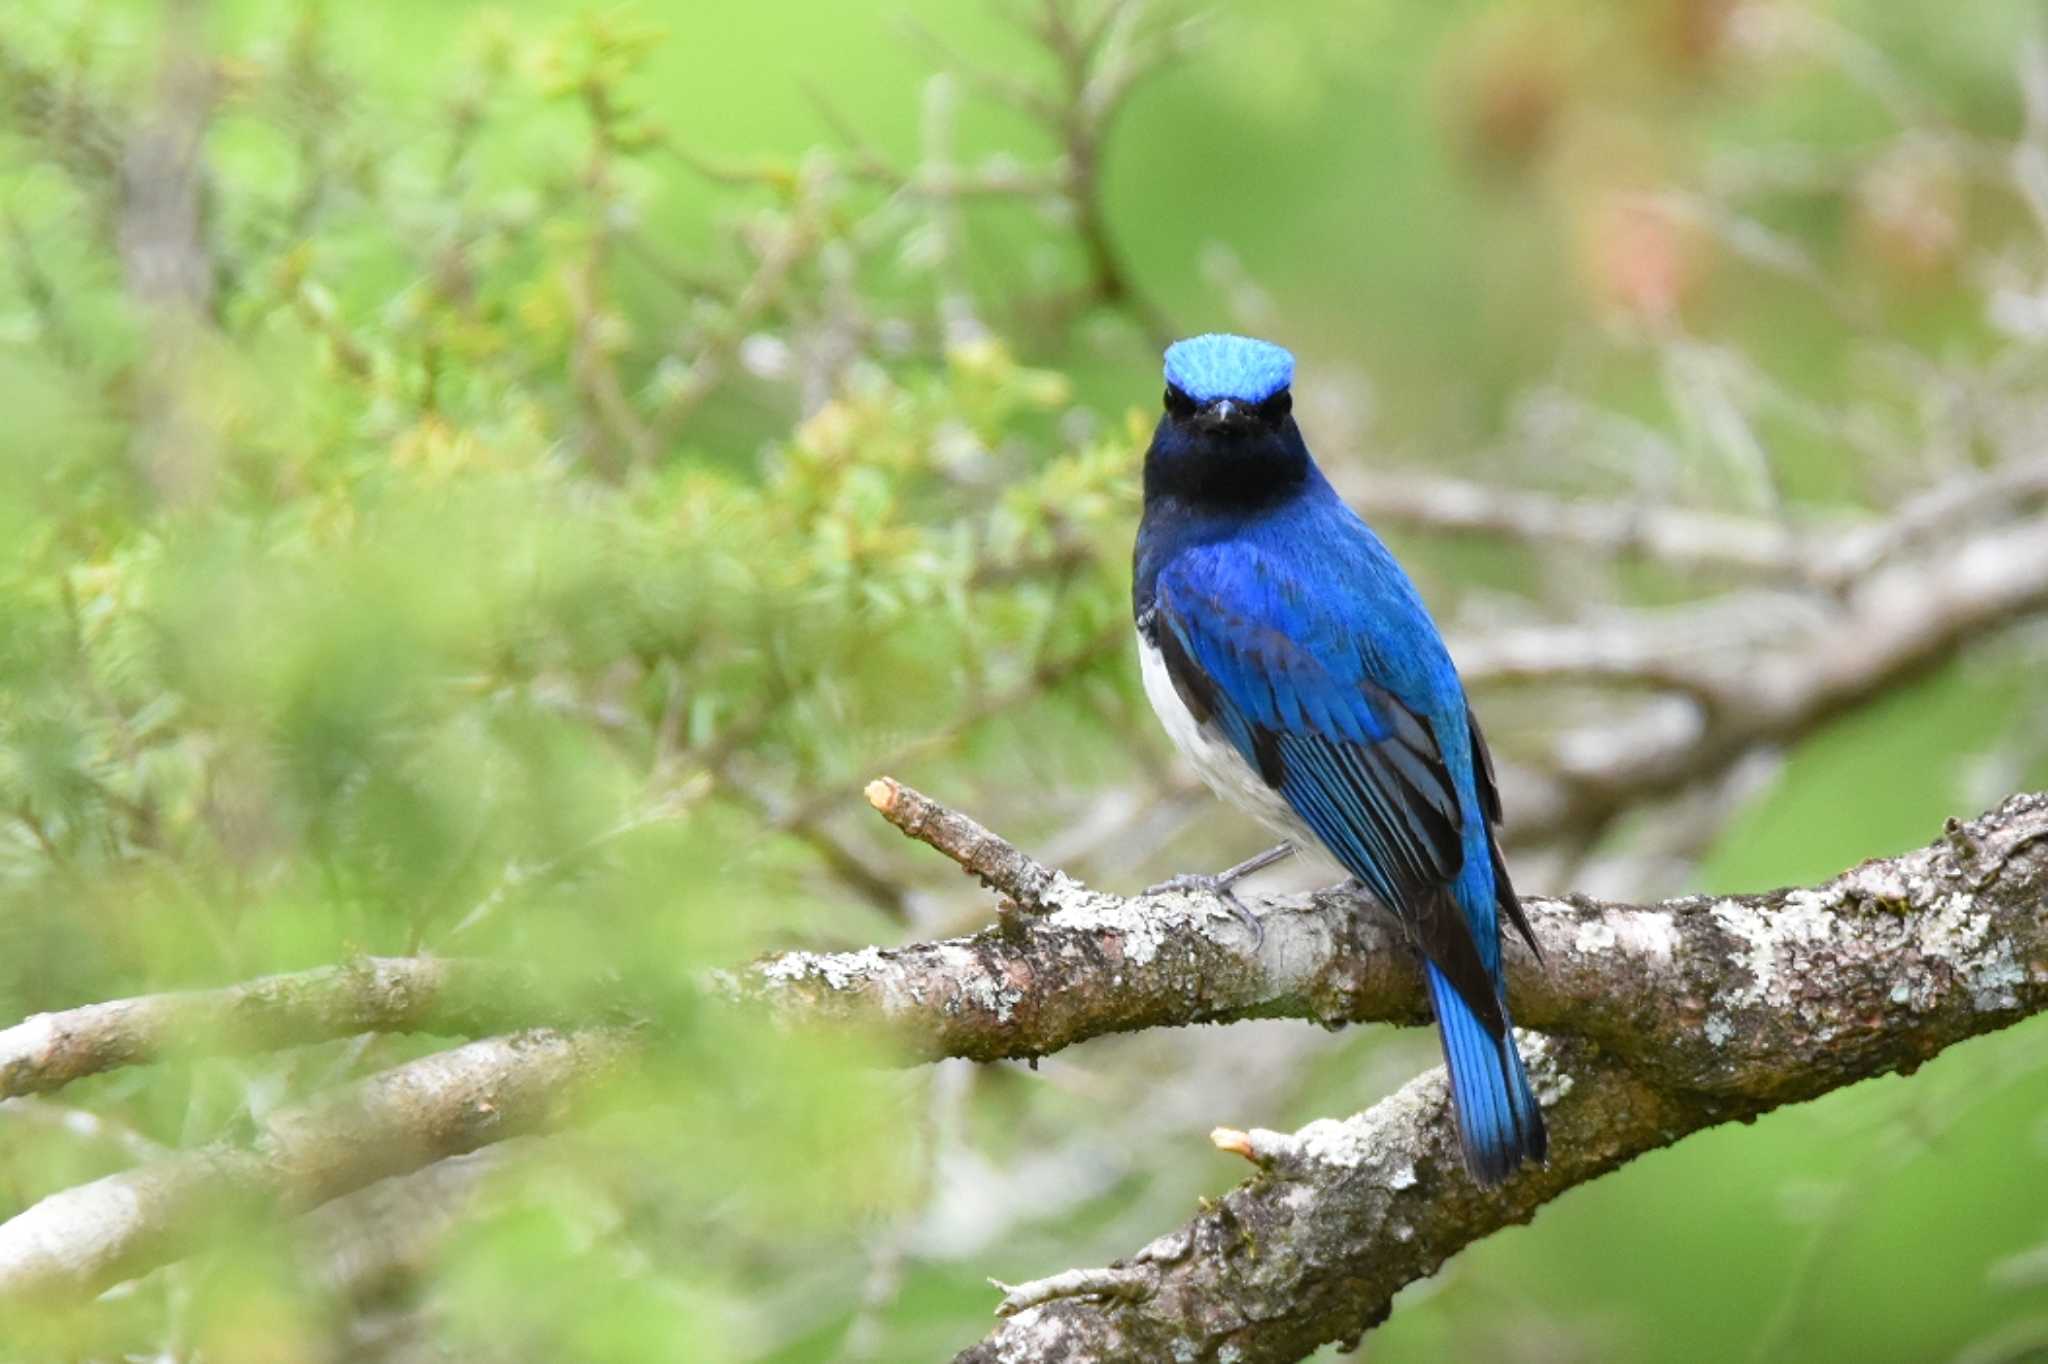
1424,961 -> 1547,1186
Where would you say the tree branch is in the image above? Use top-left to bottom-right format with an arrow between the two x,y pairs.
0,1029 -> 633,1304
1496,518 -> 2048,844
1339,458 -> 2048,592
951,790 -> 2048,1363
0,957 -> 540,1100
954,1039 -> 1667,1363
738,788 -> 2048,1090
2,784 -> 2044,1344
1344,469 -> 1820,580
864,775 -> 1063,911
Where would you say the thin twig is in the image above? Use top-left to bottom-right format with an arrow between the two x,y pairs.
865,777 -> 1059,911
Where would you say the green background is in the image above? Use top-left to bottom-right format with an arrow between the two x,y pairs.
3,0 -> 2046,1359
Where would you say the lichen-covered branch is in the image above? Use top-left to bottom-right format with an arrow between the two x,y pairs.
954,1040 -> 1665,1364
1,786 -> 2044,1339
951,791 -> 2048,1363
12,784 -> 2046,1110
734,786 -> 2048,1090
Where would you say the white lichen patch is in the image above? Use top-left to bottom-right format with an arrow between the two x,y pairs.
991,1308 -> 1052,1364
1910,891 -> 2024,1011
1292,1116 -> 1377,1170
1571,910 -> 1681,960
1611,909 -> 1680,961
756,945 -> 891,991
1534,1064 -> 1574,1106
1699,850 -> 2028,1024
937,943 -> 1023,1022
1841,860 -> 1913,905
1386,1161 -> 1418,1191
1573,921 -> 1616,954
1050,892 -> 1172,966
1709,890 -> 1840,1014
1913,893 -> 1988,958
1290,1079 -> 1445,1174
1517,1032 -> 1575,1104
1136,1227 -> 1194,1265
1707,900 -> 1771,1009
1042,870 -> 1088,903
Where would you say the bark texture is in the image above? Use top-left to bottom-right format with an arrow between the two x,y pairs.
0,784 -> 2044,1359
950,792 -> 2048,1362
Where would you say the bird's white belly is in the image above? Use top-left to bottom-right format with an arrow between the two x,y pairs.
1137,630 -> 1315,847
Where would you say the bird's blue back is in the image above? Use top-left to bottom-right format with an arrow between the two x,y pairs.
1138,474 -> 1500,976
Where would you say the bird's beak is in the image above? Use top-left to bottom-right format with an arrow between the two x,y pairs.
1194,399 -> 1245,432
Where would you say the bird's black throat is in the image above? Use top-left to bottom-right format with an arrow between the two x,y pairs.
1134,400 -> 1317,618
1140,407 -> 1311,515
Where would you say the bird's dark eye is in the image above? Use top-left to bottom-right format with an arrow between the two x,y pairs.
1252,390 -> 1292,424
1163,385 -> 1197,419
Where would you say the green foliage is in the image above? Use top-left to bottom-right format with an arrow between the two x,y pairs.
1,0 -> 2046,1360
0,5 -> 1147,1355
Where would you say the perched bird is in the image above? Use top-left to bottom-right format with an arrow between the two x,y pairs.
1132,333 -> 1547,1185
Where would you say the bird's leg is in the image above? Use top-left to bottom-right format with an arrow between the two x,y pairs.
1143,842 -> 1294,950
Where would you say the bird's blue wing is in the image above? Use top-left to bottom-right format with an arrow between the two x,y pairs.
1149,551 -> 1510,1033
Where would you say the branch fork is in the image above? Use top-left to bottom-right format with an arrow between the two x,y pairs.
0,779 -> 2044,1364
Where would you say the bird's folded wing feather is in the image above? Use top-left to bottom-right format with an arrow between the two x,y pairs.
1151,557 -> 1510,1036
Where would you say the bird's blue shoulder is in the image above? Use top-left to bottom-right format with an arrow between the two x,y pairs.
1143,484 -> 1464,729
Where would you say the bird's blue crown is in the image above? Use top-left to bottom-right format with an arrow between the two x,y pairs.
1163,334 -> 1295,405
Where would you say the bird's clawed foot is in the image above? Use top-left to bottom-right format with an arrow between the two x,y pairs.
1143,842 -> 1294,951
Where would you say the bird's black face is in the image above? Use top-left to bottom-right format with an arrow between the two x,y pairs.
1161,382 -> 1293,432
1144,383 -> 1309,512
